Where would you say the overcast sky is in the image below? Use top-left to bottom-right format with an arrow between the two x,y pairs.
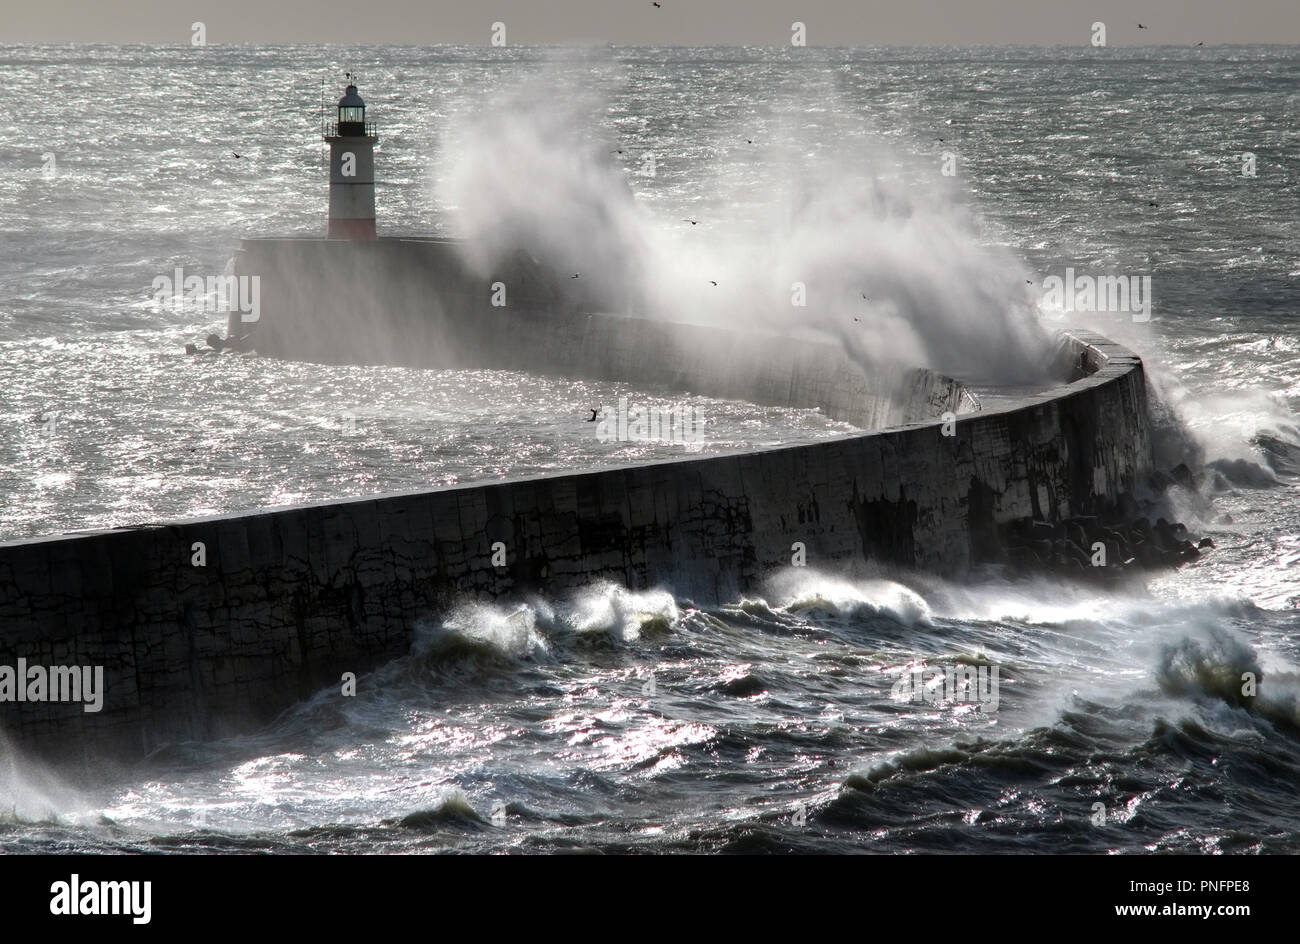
3,0 -> 1299,45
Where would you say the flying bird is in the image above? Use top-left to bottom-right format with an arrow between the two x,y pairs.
683,219 -> 699,225
232,152 -> 242,159
746,138 -> 753,144
709,280 -> 718,286
571,273 -> 580,279
1138,23 -> 1148,29
587,409 -> 599,421
653,1 -> 661,6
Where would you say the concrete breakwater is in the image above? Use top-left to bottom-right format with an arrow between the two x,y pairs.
225,237 -> 979,428
0,314 -> 1150,763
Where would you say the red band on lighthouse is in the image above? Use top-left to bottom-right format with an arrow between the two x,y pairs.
327,217 -> 377,240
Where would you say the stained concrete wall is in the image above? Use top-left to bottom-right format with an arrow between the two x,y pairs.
0,328 -> 1148,763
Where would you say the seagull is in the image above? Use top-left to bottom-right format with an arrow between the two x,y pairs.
709,280 -> 718,286
587,409 -> 599,421
683,219 -> 699,225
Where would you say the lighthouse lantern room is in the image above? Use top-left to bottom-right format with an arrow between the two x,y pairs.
324,76 -> 378,239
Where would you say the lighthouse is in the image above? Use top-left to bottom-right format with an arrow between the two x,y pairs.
324,78 -> 378,239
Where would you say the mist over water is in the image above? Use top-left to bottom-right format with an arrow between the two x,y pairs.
441,61 -> 1053,384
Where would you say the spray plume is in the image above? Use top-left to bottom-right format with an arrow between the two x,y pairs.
439,59 -> 1054,385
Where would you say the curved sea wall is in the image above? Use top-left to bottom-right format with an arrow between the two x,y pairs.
0,322 -> 1149,763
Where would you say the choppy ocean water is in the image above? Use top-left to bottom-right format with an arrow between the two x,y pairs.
1,44 -> 1299,854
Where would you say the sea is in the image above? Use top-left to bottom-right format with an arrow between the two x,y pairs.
1,43 -> 1298,854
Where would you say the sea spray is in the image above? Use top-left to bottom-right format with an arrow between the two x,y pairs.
438,61 -> 1054,385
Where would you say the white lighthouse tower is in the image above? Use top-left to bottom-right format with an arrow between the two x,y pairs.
324,77 -> 378,239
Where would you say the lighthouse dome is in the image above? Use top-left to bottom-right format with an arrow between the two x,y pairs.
338,85 -> 365,109
336,83 -> 368,135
